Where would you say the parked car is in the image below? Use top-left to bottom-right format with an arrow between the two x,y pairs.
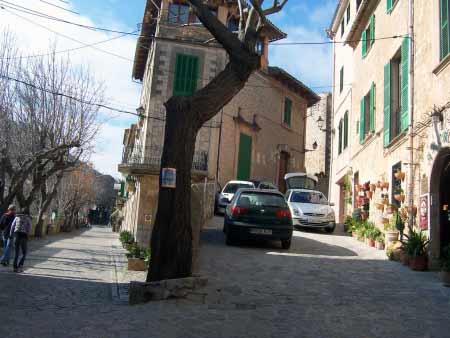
285,189 -> 336,233
216,180 -> 255,214
223,189 -> 293,249
249,180 -> 278,190
284,172 -> 318,190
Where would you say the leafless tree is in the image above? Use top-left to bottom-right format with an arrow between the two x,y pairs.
0,31 -> 103,234
149,0 -> 289,282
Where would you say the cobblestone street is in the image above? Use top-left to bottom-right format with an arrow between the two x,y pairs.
0,220 -> 449,338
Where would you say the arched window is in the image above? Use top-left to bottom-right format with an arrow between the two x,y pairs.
338,119 -> 343,155
344,111 -> 349,149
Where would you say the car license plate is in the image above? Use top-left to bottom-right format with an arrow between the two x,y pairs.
250,229 -> 272,235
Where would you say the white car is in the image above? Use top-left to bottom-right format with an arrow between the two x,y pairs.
216,180 -> 255,214
285,189 -> 336,233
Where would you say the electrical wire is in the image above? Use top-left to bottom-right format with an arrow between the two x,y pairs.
39,0 -> 80,15
0,1 -> 408,46
1,7 -> 134,62
0,73 -> 222,128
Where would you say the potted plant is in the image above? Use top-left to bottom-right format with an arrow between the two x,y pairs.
126,243 -> 147,271
394,169 -> 406,181
440,245 -> 450,287
401,229 -> 430,271
384,215 -> 399,246
119,230 -> 134,248
394,189 -> 405,203
375,233 -> 385,250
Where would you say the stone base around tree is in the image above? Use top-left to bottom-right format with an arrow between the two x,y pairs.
129,276 -> 208,305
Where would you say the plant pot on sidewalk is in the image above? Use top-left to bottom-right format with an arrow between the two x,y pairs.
375,241 -> 385,250
128,258 -> 147,271
409,255 -> 428,271
385,230 -> 399,246
400,252 -> 410,266
440,271 -> 450,287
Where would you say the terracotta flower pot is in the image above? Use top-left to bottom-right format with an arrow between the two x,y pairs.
368,239 -> 375,247
370,184 -> 376,192
381,217 -> 389,225
375,241 -> 385,250
394,171 -> 406,181
394,194 -> 405,203
400,252 -> 410,266
376,203 -> 385,211
385,230 -> 399,245
409,255 -> 428,271
366,191 -> 373,199
440,271 -> 450,287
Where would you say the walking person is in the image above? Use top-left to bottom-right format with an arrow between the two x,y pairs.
10,209 -> 32,273
0,205 -> 16,266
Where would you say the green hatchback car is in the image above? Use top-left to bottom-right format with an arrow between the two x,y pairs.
223,189 -> 293,249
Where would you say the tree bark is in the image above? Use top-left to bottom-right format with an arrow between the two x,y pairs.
147,105 -> 198,282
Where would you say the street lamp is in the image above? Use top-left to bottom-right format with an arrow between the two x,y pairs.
316,116 -> 327,132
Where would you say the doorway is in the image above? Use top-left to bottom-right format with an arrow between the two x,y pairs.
430,148 -> 450,260
278,151 -> 290,193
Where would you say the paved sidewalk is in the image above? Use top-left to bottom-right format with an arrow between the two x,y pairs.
0,222 -> 449,338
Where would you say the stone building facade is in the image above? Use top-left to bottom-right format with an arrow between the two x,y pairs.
305,93 -> 332,197
329,0 -> 450,264
118,0 -> 319,247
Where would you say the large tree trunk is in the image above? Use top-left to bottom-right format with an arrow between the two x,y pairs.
147,106 -> 198,282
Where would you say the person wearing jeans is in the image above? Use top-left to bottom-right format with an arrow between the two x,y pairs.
0,205 -> 16,266
10,210 -> 32,273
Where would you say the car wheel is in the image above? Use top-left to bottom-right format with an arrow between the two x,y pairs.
281,239 -> 291,250
325,226 -> 335,234
225,228 -> 236,246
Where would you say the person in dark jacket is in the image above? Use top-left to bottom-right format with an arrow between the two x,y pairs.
10,209 -> 32,273
0,205 -> 16,266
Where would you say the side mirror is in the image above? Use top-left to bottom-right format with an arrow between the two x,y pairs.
329,203 -> 335,207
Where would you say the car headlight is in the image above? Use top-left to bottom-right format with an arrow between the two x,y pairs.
292,207 -> 302,217
327,211 -> 335,219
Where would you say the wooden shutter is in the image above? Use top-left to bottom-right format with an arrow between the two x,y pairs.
360,97 -> 365,144
338,120 -> 343,154
400,38 -> 409,132
370,15 -> 375,46
340,67 -> 344,92
173,54 -> 199,96
361,30 -> 367,58
441,0 -> 450,60
387,0 -> 393,13
237,133 -> 252,180
383,62 -> 391,147
370,82 -> 375,132
284,98 -> 292,126
344,112 -> 349,149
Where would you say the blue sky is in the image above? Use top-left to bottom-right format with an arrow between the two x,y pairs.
1,0 -> 337,176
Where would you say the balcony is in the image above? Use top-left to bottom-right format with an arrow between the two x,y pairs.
118,147 -> 209,176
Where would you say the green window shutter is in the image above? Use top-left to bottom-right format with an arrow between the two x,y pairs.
340,67 -> 344,93
383,62 -> 391,147
173,54 -> 199,96
370,15 -> 375,46
387,0 -> 393,13
360,97 -> 365,144
400,38 -> 409,132
237,133 -> 252,180
344,112 -> 349,149
338,120 -> 343,154
361,30 -> 367,58
441,0 -> 450,60
370,82 -> 375,132
284,98 -> 292,126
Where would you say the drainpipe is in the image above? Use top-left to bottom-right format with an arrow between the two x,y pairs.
408,0 -> 415,231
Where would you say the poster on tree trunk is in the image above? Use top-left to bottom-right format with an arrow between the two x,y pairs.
161,168 -> 176,189
419,194 -> 429,230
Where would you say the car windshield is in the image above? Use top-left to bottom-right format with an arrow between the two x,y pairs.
286,176 -> 316,190
223,183 -> 254,194
290,191 -> 328,205
238,192 -> 286,208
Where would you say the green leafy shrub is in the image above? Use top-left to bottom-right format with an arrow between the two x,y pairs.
126,243 -> 143,259
119,231 -> 134,245
401,228 -> 429,258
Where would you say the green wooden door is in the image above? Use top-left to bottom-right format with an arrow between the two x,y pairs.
237,133 -> 252,180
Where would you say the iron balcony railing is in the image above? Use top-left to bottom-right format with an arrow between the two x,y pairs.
121,146 -> 208,172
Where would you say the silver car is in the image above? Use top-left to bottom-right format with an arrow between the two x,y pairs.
286,189 -> 336,233
216,180 -> 255,214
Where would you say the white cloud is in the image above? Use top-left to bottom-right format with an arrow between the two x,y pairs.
0,0 -> 141,177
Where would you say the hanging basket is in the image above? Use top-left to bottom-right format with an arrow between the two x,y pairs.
375,203 -> 385,211
394,194 -> 405,203
370,184 -> 377,192
394,171 -> 406,181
